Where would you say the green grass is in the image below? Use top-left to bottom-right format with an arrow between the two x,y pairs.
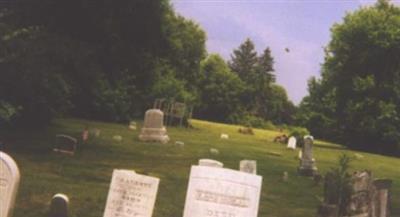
2,118 -> 399,217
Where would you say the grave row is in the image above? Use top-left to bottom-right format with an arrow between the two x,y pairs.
0,151 -> 393,217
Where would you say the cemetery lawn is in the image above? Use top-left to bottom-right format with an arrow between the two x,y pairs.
2,118 -> 400,217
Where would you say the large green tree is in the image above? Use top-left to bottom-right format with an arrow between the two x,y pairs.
299,0 -> 400,155
197,54 -> 245,122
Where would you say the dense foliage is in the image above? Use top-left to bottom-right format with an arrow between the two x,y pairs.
298,0 -> 400,155
0,1 -> 296,128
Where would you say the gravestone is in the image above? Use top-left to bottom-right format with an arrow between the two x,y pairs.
298,135 -> 317,176
0,152 -> 20,217
287,136 -> 297,149
239,160 -> 257,174
53,135 -> 77,155
371,179 -> 392,217
209,148 -> 219,155
139,109 -> 170,144
103,169 -> 160,217
129,121 -> 137,130
220,134 -> 229,139
49,194 -> 69,217
347,171 -> 373,217
198,159 -> 223,168
183,166 -> 262,217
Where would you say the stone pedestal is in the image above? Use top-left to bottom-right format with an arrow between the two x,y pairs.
298,135 -> 317,176
139,109 -> 170,144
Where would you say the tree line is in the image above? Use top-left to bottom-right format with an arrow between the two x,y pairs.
0,0 -> 294,128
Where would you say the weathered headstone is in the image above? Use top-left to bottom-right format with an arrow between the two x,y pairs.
53,135 -> 77,155
139,109 -> 170,144
298,135 -> 317,176
103,169 -> 160,217
49,194 -> 69,217
371,179 -> 392,217
287,136 -> 296,149
82,128 -> 89,143
239,160 -> 257,174
183,166 -> 262,217
347,171 -> 373,217
198,159 -> 223,168
0,152 -> 20,217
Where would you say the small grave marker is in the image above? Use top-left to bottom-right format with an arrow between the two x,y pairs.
239,160 -> 257,174
287,136 -> 297,149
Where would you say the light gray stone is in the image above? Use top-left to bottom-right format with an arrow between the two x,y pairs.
0,152 -> 20,217
209,148 -> 219,155
139,109 -> 170,144
198,159 -> 223,168
49,194 -> 69,217
183,166 -> 262,217
103,169 -> 160,217
287,136 -> 297,149
298,135 -> 317,176
239,160 -> 257,174
220,134 -> 229,139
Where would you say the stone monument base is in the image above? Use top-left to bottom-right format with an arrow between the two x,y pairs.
139,127 -> 169,144
298,166 -> 318,176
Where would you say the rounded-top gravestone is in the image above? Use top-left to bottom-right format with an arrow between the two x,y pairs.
49,194 -> 69,217
139,109 -> 170,144
0,152 -> 20,217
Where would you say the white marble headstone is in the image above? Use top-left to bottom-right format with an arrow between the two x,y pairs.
103,169 -> 160,217
287,136 -> 296,149
239,160 -> 257,174
183,166 -> 262,217
0,152 -> 20,217
198,159 -> 223,168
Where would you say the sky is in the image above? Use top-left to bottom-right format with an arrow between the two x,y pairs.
171,0 -> 399,104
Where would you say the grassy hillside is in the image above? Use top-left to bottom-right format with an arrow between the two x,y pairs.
1,118 -> 399,217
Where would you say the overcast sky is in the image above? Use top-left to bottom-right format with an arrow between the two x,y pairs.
171,0 -> 399,104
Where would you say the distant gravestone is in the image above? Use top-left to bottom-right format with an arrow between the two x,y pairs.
239,160 -> 257,174
49,194 -> 69,217
298,135 -> 317,176
0,152 -> 20,217
209,148 -> 219,155
103,169 -> 160,217
53,135 -> 77,155
220,134 -> 229,139
129,121 -> 137,130
139,109 -> 170,144
198,159 -> 223,168
183,166 -> 262,217
287,136 -> 297,149
371,179 -> 392,217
